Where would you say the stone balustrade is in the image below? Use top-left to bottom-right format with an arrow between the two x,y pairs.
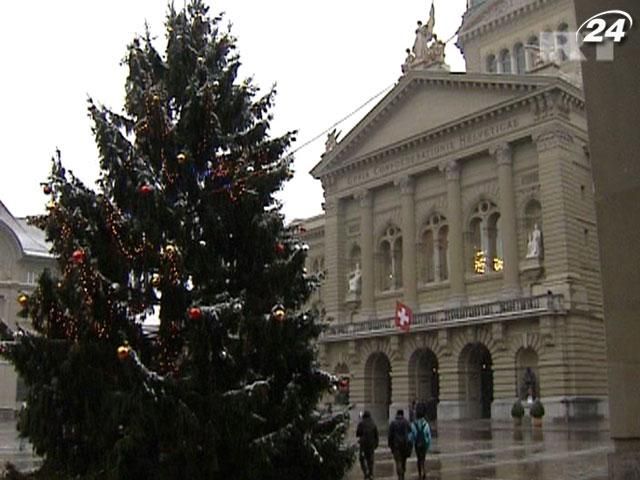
320,293 -> 565,342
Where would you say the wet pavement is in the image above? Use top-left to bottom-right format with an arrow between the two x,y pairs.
0,418 -> 40,475
1,417 -> 612,479
347,418 -> 612,480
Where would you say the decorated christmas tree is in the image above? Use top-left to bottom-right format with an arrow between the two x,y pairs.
0,2 -> 353,478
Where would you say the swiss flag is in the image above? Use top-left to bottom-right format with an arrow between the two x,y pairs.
395,301 -> 413,332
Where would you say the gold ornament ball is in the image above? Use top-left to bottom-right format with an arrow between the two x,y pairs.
164,245 -> 176,255
151,274 -> 161,287
177,153 -> 187,164
117,345 -> 131,361
272,304 -> 286,322
17,294 -> 28,307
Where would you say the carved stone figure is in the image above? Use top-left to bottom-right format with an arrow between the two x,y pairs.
427,34 -> 446,64
401,48 -> 416,74
324,129 -> 341,154
412,3 -> 435,61
526,223 -> 542,258
348,263 -> 362,295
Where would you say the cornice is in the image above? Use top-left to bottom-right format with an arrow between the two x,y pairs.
316,78 -> 584,181
457,0 -> 559,47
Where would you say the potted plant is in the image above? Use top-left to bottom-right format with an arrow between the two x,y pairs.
530,399 -> 545,426
511,399 -> 525,426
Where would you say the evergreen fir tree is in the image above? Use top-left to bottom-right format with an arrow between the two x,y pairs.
0,2 -> 354,478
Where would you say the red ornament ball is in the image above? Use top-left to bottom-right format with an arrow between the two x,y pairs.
71,249 -> 86,264
188,307 -> 202,321
275,243 -> 286,255
139,184 -> 153,195
43,185 -> 52,195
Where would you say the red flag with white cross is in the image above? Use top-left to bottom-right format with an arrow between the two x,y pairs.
395,301 -> 412,332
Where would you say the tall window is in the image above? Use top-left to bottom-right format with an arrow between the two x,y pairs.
486,54 -> 497,73
527,36 -> 540,69
514,43 -> 526,74
421,213 -> 449,283
468,200 -> 502,274
379,225 -> 402,291
499,49 -> 511,74
556,23 -> 569,62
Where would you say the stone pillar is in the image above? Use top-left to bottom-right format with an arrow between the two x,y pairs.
574,1 -> 640,473
357,190 -> 375,319
491,143 -> 521,297
396,176 -> 418,309
389,343 -> 411,421
533,128 -> 577,278
436,352 -> 465,420
441,160 -> 466,305
323,196 -> 344,322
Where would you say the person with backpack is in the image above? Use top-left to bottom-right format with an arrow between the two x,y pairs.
410,406 -> 432,480
356,410 -> 379,480
387,409 -> 412,480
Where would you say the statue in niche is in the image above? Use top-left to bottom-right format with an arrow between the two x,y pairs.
519,367 -> 538,401
526,223 -> 542,258
347,262 -> 362,296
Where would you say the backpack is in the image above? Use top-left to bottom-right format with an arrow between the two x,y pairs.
414,420 -> 430,451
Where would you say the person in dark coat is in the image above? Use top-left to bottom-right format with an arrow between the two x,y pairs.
356,411 -> 379,480
387,409 -> 412,480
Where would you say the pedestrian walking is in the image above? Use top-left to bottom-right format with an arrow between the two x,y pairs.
410,405 -> 432,480
387,409 -> 412,480
356,411 -> 379,480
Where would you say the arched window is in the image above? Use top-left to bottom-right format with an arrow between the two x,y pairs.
486,54 -> 497,73
379,225 -> 402,291
423,230 -> 435,283
514,43 -> 526,74
468,200 -> 502,274
527,36 -> 540,69
499,49 -> 511,74
421,213 -> 449,284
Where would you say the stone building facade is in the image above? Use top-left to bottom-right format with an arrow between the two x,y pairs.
0,201 -> 54,415
299,0 -> 607,425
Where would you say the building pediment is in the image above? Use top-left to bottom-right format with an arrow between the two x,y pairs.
311,71 -> 570,180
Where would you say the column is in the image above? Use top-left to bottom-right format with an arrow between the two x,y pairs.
396,176 -> 417,309
357,190 -> 375,319
491,143 -> 521,297
440,160 -> 466,304
322,196 -> 344,323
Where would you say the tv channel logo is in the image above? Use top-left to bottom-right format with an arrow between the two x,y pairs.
538,10 -> 633,63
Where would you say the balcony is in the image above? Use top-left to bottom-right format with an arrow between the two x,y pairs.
320,293 -> 565,343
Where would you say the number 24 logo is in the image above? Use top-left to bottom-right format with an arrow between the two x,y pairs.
577,10 -> 633,44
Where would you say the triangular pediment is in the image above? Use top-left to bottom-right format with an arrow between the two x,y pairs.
312,71 -> 553,178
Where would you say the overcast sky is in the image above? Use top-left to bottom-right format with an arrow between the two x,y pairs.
0,1 -> 467,222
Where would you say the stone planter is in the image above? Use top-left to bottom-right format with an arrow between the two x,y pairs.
532,416 -> 543,427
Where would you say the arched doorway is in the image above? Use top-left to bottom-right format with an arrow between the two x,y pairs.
408,349 -> 439,420
459,343 -> 493,419
364,353 -> 392,426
